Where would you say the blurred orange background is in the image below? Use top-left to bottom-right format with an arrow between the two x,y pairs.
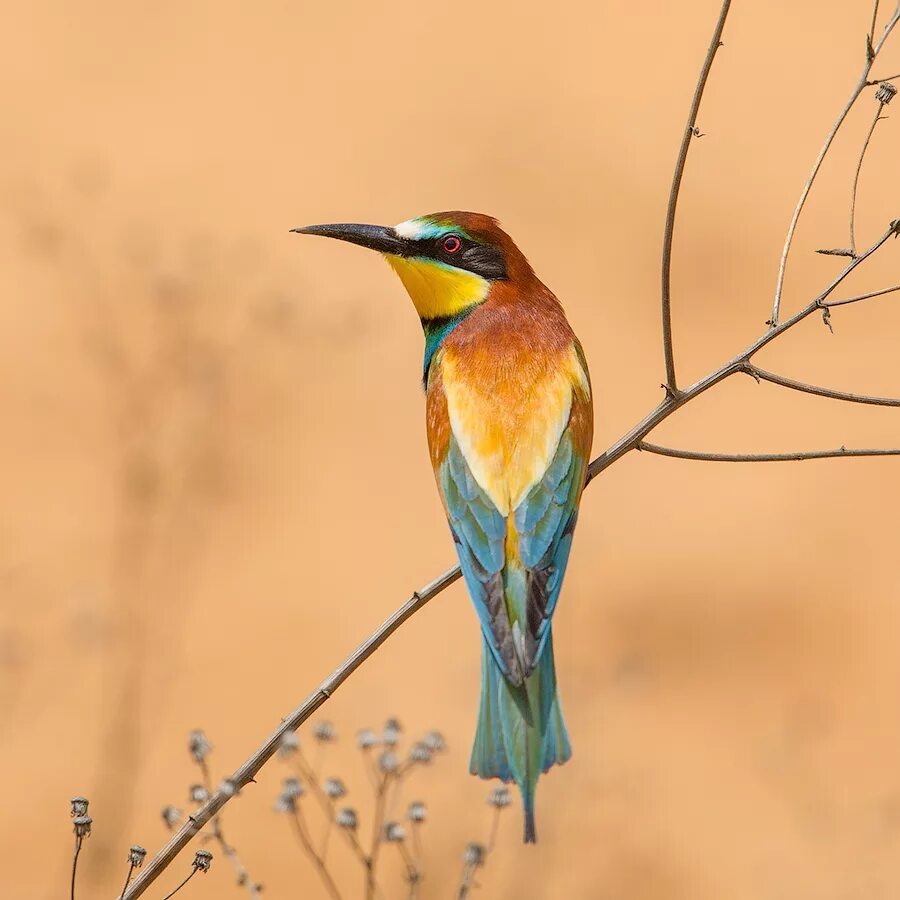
3,1 -> 900,897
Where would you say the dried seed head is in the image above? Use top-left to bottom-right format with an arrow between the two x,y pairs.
356,728 -> 378,749
423,730 -> 446,752
384,821 -> 406,842
487,786 -> 511,808
189,784 -> 209,804
464,842 -> 485,867
313,720 -> 335,742
188,729 -> 212,763
279,732 -> 300,757
378,751 -> 399,774
70,797 -> 89,818
192,849 -> 213,873
336,807 -> 358,830
876,82 -> 897,105
274,777 -> 304,811
408,742 -> 432,764
407,801 -> 427,823
162,806 -> 183,829
382,719 -> 402,747
128,845 -> 147,867
324,777 -> 346,799
73,815 -> 93,838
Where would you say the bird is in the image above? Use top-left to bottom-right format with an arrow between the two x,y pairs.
293,212 -> 593,842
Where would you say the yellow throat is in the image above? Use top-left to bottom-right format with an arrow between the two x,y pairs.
385,255 -> 489,320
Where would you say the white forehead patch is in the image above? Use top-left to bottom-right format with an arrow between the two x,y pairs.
394,218 -> 426,240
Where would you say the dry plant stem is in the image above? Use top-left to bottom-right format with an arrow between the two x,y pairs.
120,224 -> 899,900
660,0 -> 732,394
366,775 -> 392,900
289,807 -> 343,900
771,2 -> 900,325
745,365 -> 900,406
159,869 -> 196,900
849,101 -> 887,254
871,0 -> 882,42
457,863 -> 479,900
825,283 -> 900,307
70,836 -> 83,900
638,442 -> 900,462
119,862 -> 136,900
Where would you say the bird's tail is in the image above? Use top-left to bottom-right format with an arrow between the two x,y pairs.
469,630 -> 571,842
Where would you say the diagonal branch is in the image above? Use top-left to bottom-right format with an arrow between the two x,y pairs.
660,0 -> 732,395
744,364 -> 900,406
637,441 -> 900,463
849,98 -> 891,255
770,2 -> 900,325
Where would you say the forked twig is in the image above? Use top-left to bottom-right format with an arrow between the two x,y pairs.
660,0 -> 732,394
771,2 -> 900,325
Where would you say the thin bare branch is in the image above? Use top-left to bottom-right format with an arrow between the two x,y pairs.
159,869 -> 196,900
660,0 -> 732,394
824,282 -> 900,307
637,441 -> 900,462
70,836 -> 83,900
870,71 -> 900,82
771,3 -> 900,325
289,806 -> 343,900
850,103 -> 889,255
745,364 -> 900,406
871,0 -> 882,44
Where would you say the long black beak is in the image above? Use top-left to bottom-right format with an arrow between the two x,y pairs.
290,223 -> 410,256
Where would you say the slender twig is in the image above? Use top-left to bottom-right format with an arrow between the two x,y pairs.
366,775 -> 392,900
870,70 -> 900,82
159,869 -> 197,900
871,0 -> 882,44
289,806 -> 343,900
660,0 -> 732,394
638,442 -> 900,462
119,862 -> 136,899
70,836 -> 83,900
771,3 -> 900,325
849,102 -> 889,255
744,364 -> 900,406
824,283 -> 900,307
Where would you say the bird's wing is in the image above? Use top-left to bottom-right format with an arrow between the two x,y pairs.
511,380 -> 592,673
427,341 -> 592,684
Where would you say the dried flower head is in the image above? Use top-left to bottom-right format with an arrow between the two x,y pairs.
188,729 -> 212,763
279,732 -> 300,757
162,805 -> 183,829
382,718 -> 402,747
464,842 -> 485,867
487,786 -> 511,808
313,720 -> 335,742
423,730 -> 446,752
324,777 -> 347,799
876,81 -> 897,105
378,750 -> 399,774
407,801 -> 427,823
128,845 -> 147,867
408,742 -> 432,764
274,776 -> 304,812
189,784 -> 209,804
72,815 -> 93,838
192,849 -> 213,873
384,821 -> 406,842
336,807 -> 358,830
356,728 -> 378,749
70,796 -> 89,817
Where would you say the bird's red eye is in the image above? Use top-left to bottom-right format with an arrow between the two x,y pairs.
442,234 -> 461,254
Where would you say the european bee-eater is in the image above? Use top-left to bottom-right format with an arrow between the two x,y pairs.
294,212 -> 593,842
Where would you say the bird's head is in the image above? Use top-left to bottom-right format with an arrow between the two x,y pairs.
292,211 -> 532,321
